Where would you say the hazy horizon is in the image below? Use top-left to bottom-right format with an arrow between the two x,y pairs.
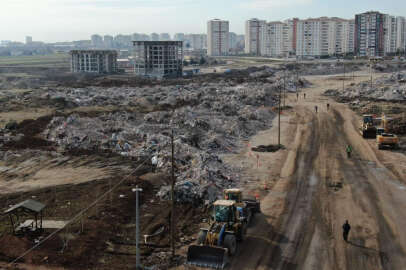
2,0 -> 406,43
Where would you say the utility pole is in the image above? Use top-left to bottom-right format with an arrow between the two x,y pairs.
133,185 -> 143,270
170,129 -> 176,258
343,59 -> 345,92
370,60 -> 373,90
283,68 -> 286,108
278,82 -> 281,147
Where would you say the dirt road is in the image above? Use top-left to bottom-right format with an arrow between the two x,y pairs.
222,74 -> 406,270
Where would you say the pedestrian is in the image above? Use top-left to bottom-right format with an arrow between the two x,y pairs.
304,93 -> 306,99
315,105 -> 318,113
327,103 -> 330,111
346,144 -> 352,158
151,155 -> 158,173
296,92 -> 299,101
342,220 -> 351,242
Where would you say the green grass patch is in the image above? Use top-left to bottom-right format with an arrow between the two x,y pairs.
0,54 -> 69,67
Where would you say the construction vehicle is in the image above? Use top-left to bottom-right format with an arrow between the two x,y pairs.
223,188 -> 260,225
375,114 -> 399,149
360,115 -> 377,138
377,133 -> 399,149
187,200 -> 246,269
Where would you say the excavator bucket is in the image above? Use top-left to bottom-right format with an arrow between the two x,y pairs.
186,245 -> 229,269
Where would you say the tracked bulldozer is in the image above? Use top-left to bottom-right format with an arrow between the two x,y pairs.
187,200 -> 246,269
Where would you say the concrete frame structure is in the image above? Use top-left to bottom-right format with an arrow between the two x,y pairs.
133,41 -> 183,78
207,19 -> 229,56
70,50 -> 117,74
245,18 -> 266,55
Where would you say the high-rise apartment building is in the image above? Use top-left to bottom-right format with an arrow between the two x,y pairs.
160,33 -> 171,41
174,33 -> 185,41
103,35 -> 114,48
296,17 -> 355,57
207,19 -> 229,56
229,32 -> 238,49
185,34 -> 206,50
384,15 -> 398,54
25,36 -> 32,44
396,17 -> 406,53
245,18 -> 266,55
262,21 -> 292,57
355,11 -> 386,57
91,34 -> 103,48
150,33 -> 159,41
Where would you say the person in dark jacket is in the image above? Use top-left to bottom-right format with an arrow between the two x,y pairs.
343,220 -> 351,242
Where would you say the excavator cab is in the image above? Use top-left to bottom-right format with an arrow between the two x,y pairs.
187,200 -> 245,269
361,115 -> 377,138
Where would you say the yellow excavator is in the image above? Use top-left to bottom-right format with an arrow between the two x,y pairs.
376,114 -> 399,149
186,200 -> 246,269
223,188 -> 260,225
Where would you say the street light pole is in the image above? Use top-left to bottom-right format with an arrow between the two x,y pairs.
133,185 -> 143,270
170,129 -> 176,258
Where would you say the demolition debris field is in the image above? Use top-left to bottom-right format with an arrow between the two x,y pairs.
1,57 -> 406,270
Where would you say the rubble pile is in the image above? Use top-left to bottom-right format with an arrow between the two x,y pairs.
286,62 -> 362,76
324,71 -> 406,101
39,80 -> 286,203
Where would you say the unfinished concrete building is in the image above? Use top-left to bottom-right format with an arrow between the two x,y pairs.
133,41 -> 183,78
70,50 -> 118,74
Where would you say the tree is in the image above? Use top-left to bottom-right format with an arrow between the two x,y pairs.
199,57 -> 206,65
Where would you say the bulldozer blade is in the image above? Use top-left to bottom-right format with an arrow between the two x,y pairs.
187,245 -> 229,269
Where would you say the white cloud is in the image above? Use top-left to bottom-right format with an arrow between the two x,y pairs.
240,0 -> 313,9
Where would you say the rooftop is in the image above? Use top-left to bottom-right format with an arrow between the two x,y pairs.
213,200 -> 236,206
4,199 -> 45,214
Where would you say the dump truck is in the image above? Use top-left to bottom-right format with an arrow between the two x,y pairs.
361,115 -> 377,138
223,188 -> 260,225
377,133 -> 399,149
187,200 -> 246,269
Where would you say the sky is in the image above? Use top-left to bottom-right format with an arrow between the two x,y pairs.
1,0 -> 406,42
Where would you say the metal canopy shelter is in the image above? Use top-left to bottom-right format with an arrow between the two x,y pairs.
4,199 -> 45,234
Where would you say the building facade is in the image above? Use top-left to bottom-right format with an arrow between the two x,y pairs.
133,41 -> 183,78
295,17 -> 355,57
185,34 -> 207,50
70,50 -> 117,73
262,21 -> 292,57
245,18 -> 266,55
207,19 -> 229,56
396,17 -> 406,53
355,11 -> 386,57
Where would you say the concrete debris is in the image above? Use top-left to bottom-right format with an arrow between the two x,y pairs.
325,71 -> 406,101
35,77 -> 300,203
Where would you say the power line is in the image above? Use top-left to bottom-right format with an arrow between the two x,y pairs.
8,156 -> 151,266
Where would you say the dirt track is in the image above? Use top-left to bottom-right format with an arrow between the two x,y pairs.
221,74 -> 406,270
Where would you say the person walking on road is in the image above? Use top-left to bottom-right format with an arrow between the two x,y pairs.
343,220 -> 351,242
346,144 -> 352,158
327,103 -> 330,111
296,92 -> 299,101
304,93 -> 306,99
315,105 -> 318,113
